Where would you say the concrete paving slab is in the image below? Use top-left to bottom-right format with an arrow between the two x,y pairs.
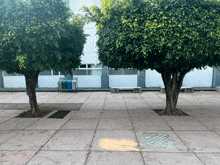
142,152 -> 204,165
71,111 -> 103,119
135,130 -> 190,152
126,103 -> 151,110
123,95 -> 143,99
43,130 -> 95,150
61,119 -> 99,130
132,117 -> 172,130
86,151 -> 144,165
175,131 -> 220,153
182,109 -> 210,117
0,151 -> 36,165
101,110 -> 129,118
105,98 -> 126,104
88,95 -> 106,99
0,103 -> 17,110
0,118 -> 10,124
0,131 -> 18,144
163,116 -> 209,131
80,103 -> 104,111
9,103 -> 30,110
197,154 -> 220,165
0,118 -> 38,130
27,151 -> 88,165
196,117 -> 220,130
25,118 -> 68,130
125,99 -> 147,103
0,110 -> 25,118
91,130 -> 139,151
103,103 -> 127,111
97,118 -> 133,130
64,98 -> 87,103
128,110 -> 159,118
38,103 -> 81,111
6,97 -> 29,103
84,99 -> 105,104
0,130 -> 55,151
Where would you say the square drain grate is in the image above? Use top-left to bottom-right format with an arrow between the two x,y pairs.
48,110 -> 71,119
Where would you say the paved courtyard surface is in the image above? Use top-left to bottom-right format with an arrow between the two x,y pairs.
0,91 -> 220,165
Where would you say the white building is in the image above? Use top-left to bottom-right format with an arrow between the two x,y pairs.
0,0 -> 219,89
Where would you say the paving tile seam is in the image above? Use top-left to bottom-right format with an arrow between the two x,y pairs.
157,117 -> 206,165
63,93 -> 80,103
172,129 -> 206,165
20,118 -> 42,131
24,117 -> 72,165
84,92 -> 105,165
0,118 -> 12,125
40,92 -> 60,103
126,94 -> 146,165
0,131 -> 20,146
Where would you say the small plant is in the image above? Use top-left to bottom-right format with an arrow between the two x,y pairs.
20,112 -> 25,116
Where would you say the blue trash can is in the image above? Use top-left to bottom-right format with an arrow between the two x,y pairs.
67,80 -> 72,89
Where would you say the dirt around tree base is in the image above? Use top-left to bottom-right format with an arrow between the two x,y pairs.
15,110 -> 53,118
153,109 -> 189,116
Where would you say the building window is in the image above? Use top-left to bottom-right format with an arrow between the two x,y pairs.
74,64 -> 102,75
108,68 -> 138,75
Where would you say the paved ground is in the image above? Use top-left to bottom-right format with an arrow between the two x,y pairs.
0,91 -> 220,165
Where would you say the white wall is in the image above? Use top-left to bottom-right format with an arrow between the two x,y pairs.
74,75 -> 101,88
145,69 -> 164,87
38,75 -> 65,88
145,67 -> 213,87
182,67 -> 213,87
69,0 -> 101,65
3,76 -> 26,88
109,75 -> 138,88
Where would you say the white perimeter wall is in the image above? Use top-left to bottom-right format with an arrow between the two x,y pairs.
145,67 -> 213,87
3,76 -> 26,88
73,75 -> 101,88
38,75 -> 65,88
109,75 -> 138,88
3,75 -> 65,88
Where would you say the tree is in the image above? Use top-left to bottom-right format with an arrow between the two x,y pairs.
0,0 -> 87,116
82,0 -> 220,115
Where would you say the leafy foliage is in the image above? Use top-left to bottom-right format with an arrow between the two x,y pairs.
82,0 -> 220,73
0,0 -> 87,75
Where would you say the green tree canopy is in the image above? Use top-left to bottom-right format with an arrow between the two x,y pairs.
0,0 -> 87,116
82,0 -> 220,115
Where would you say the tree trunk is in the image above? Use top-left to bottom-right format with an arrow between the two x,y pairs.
24,71 -> 40,116
159,71 -> 187,116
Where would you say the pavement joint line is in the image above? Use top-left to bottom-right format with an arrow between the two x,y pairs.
161,118 -> 206,164
24,117 -> 72,165
83,92 -> 105,165
63,93 -> 78,103
126,94 -> 146,165
41,92 -> 60,103
0,131 -> 20,146
172,129 -> 206,165
138,92 -> 207,165
171,95 -> 220,140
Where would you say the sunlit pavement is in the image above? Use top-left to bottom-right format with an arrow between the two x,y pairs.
0,91 -> 220,165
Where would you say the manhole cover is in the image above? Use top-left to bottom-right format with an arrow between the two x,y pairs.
142,133 -> 175,149
48,110 -> 71,119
